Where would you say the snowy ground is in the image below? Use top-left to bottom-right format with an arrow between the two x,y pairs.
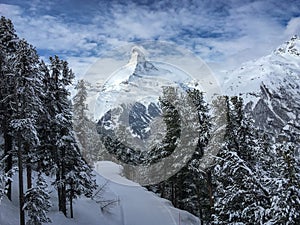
0,161 -> 200,225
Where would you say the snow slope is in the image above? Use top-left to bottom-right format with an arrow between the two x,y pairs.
95,161 -> 199,225
220,35 -> 300,134
0,162 -> 199,225
223,35 -> 300,104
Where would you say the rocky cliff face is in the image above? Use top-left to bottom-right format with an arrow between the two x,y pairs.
224,36 -> 300,140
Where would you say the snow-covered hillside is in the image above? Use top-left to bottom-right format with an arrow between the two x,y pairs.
94,161 -> 200,225
223,35 -> 300,133
0,162 -> 199,225
224,35 -> 300,103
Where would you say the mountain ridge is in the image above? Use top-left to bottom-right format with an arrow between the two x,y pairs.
223,35 -> 300,135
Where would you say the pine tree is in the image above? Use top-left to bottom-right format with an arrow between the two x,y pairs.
0,17 -> 97,222
46,55 -> 73,216
146,88 -> 212,224
183,89 -> 212,223
73,79 -> 91,163
265,127 -> 300,224
0,16 -> 19,201
211,96 -> 270,224
0,156 -> 13,204
9,39 -> 44,225
86,119 -> 104,163
145,86 -> 181,164
172,89 -> 212,222
24,172 -> 51,225
46,56 -> 96,217
65,146 -> 97,218
35,60 -> 56,174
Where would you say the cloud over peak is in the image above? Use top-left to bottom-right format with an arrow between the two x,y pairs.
0,0 -> 299,74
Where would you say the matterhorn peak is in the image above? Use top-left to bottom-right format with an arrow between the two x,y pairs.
129,46 -> 146,65
128,46 -> 158,76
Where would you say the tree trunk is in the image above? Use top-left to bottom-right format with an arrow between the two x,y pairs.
159,182 -> 165,198
70,186 -> 74,218
57,148 -> 66,216
61,148 -> 67,216
4,130 -> 13,201
171,181 -> 174,205
206,170 -> 214,214
57,170 -> 63,212
57,171 -> 67,216
177,175 -> 183,209
195,183 -> 203,225
62,184 -> 67,216
26,143 -> 32,190
26,164 -> 32,190
18,142 -> 25,225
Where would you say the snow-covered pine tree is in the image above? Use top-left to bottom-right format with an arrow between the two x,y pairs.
144,87 -> 183,199
40,55 -> 73,216
24,172 -> 51,225
159,86 -> 181,158
169,89 -> 211,222
35,60 -> 57,174
146,88 -> 212,224
73,79 -> 92,163
65,145 -> 97,218
211,96 -> 270,224
9,39 -> 44,225
0,16 -> 19,201
73,80 -> 103,164
1,17 -> 97,222
49,56 -> 71,216
231,96 -> 258,164
186,88 -> 211,162
265,126 -> 300,224
86,118 -> 104,163
146,86 -> 181,164
183,89 -> 212,224
0,156 -> 13,204
47,56 -> 97,217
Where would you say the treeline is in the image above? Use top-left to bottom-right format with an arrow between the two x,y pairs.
2,14 -> 299,225
96,78 -> 300,224
71,43 -> 300,225
0,16 -> 96,225
147,94 -> 300,224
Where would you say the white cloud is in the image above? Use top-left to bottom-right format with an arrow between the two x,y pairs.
285,17 -> 300,37
96,0 -> 294,69
66,56 -> 99,78
0,4 -> 101,56
0,3 -> 22,16
1,1 -> 299,76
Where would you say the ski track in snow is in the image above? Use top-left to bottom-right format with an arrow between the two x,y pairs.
0,162 -> 199,225
94,161 -> 195,225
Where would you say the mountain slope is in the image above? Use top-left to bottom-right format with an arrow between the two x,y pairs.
94,46 -> 196,121
223,35 -> 300,135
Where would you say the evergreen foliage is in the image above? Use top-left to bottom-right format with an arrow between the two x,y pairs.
24,172 -> 51,225
0,16 -> 97,224
0,15 -> 300,225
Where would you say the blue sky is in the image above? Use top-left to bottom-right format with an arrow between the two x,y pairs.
0,0 -> 300,76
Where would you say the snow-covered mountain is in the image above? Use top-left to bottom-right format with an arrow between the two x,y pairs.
223,35 -> 300,135
95,46 -> 199,159
94,46 -> 197,122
